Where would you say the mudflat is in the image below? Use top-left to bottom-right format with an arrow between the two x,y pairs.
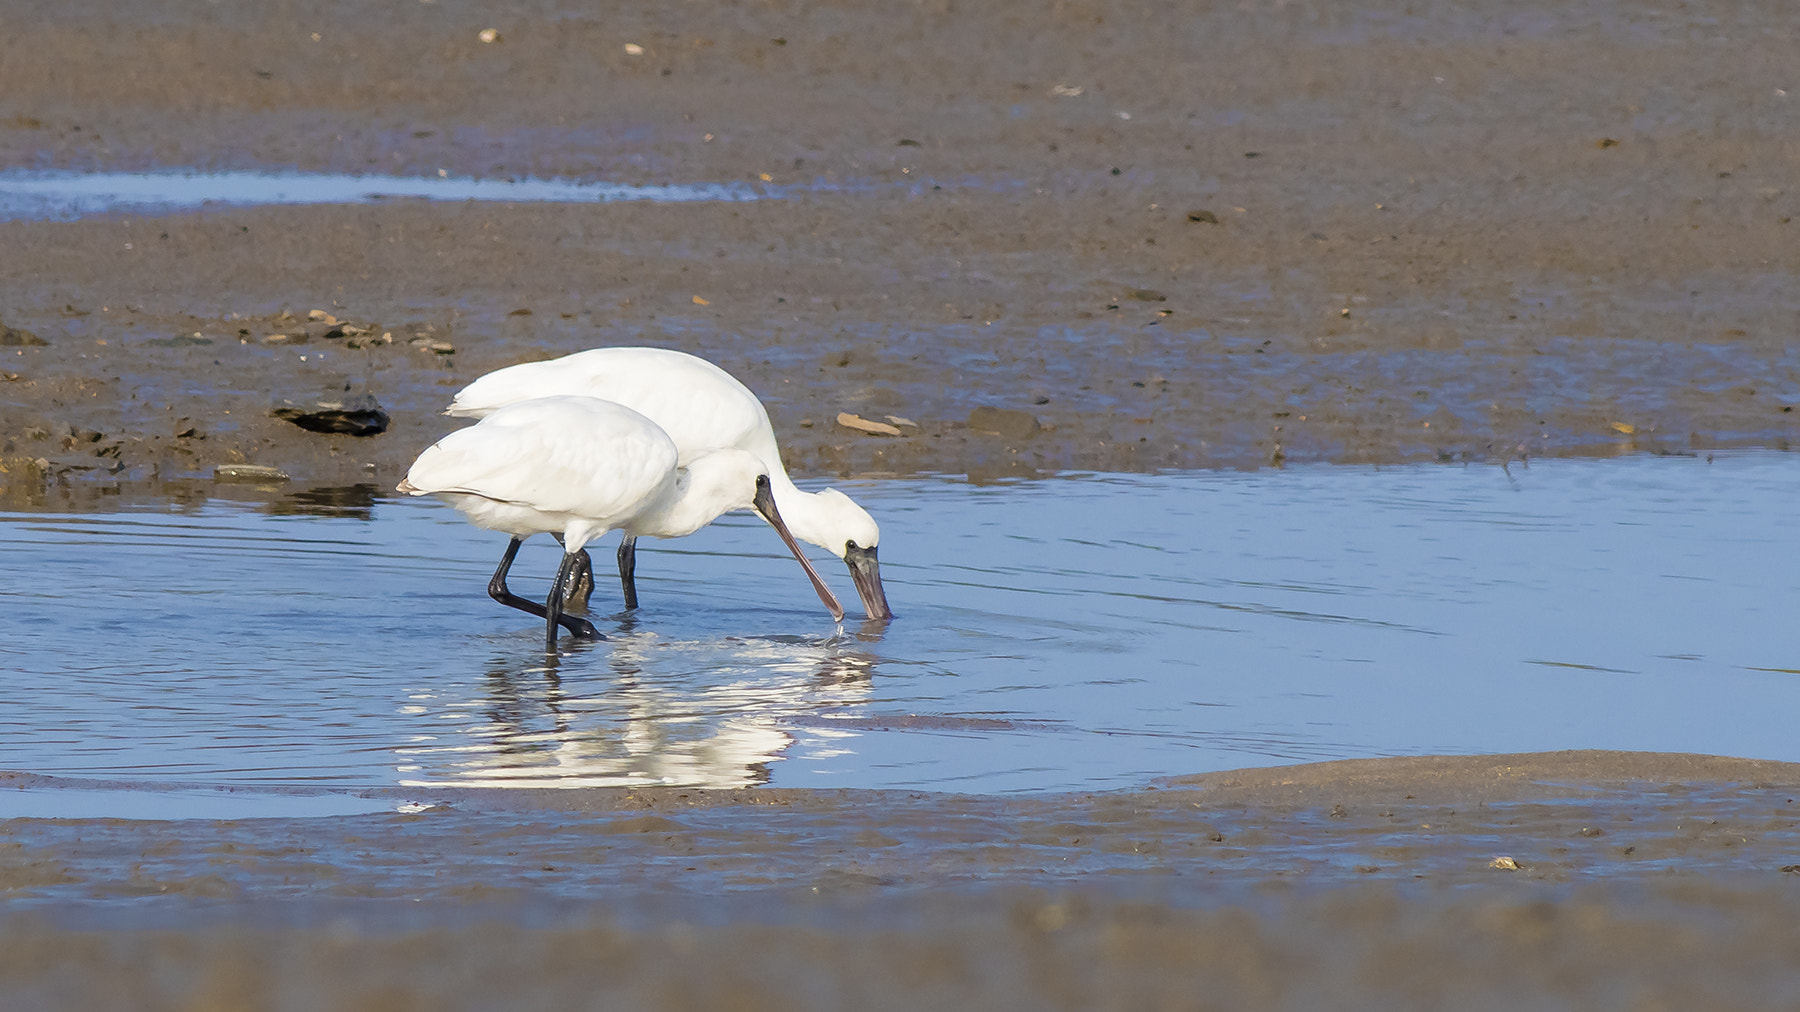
7,751 -> 1800,1008
2,0 -> 1796,504
3,1 -> 1799,1007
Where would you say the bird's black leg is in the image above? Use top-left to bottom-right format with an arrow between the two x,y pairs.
487,537 -> 602,641
617,534 -> 639,610
544,550 -> 585,653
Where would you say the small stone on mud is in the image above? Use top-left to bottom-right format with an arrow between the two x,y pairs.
478,28 -> 502,44
1489,855 -> 1522,871
214,464 -> 291,483
836,412 -> 903,437
968,406 -> 1040,440
346,331 -> 392,349
0,322 -> 47,346
409,337 -> 455,355
1186,209 -> 1220,224
272,388 -> 390,436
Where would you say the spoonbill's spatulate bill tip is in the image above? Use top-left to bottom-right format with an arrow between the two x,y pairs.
845,541 -> 892,621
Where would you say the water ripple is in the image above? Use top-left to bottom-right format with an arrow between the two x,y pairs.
0,453 -> 1797,796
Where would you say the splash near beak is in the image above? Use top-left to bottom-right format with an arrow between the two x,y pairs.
754,480 -> 846,623
844,542 -> 893,620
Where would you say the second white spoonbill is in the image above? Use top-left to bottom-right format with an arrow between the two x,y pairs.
398,395 -> 844,651
446,347 -> 892,620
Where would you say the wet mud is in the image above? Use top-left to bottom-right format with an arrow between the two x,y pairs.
2,0 -> 1798,507
3,0 -> 1799,1005
7,752 -> 1800,1008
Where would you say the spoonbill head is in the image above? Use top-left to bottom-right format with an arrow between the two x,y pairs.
803,488 -> 891,622
445,347 -> 893,619
399,395 -> 844,651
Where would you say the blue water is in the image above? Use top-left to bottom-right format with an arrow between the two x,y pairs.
1,454 -> 1796,799
0,170 -> 774,221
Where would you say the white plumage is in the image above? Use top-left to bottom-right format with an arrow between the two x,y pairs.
400,395 -> 844,651
447,347 -> 892,620
451,348 -> 775,467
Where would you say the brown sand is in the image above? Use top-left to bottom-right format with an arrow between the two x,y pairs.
3,0 -> 1799,1005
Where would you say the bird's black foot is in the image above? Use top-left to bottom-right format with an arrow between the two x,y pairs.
563,616 -> 605,640
563,549 -> 595,611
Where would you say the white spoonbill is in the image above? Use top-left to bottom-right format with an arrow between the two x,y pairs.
446,347 -> 892,620
398,395 -> 844,652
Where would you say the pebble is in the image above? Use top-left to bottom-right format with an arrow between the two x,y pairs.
836,412 -> 903,437
214,464 -> 291,483
1186,209 -> 1220,224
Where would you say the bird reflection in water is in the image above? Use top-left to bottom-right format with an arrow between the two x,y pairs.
394,624 -> 882,789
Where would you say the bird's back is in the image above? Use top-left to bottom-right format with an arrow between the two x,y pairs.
447,347 -> 782,467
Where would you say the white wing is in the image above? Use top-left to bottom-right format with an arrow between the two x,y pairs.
447,347 -> 781,467
404,396 -> 679,520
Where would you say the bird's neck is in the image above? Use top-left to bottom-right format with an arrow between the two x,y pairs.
765,471 -> 834,553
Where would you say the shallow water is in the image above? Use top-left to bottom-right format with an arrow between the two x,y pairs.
0,785 -> 402,820
1,454 -> 1796,806
0,170 -> 773,221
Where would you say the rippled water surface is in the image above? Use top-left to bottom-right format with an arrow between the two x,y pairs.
2,454 -> 1796,799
